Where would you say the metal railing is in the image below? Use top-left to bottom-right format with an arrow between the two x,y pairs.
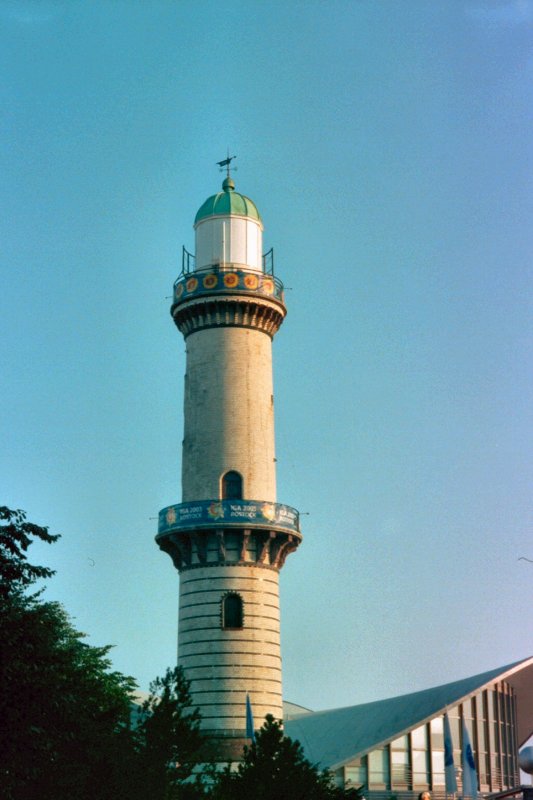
262,247 -> 274,275
180,246 -> 275,277
182,246 -> 195,274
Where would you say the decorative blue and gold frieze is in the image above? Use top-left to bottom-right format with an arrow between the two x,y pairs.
158,499 -> 300,536
173,268 -> 284,306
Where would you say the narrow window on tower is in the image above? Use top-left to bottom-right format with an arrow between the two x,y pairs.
221,470 -> 243,500
222,593 -> 243,629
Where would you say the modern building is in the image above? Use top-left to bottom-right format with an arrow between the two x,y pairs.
156,165 -> 301,762
285,656 -> 533,798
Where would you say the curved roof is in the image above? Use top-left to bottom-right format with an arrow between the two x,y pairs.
194,177 -> 262,225
285,656 -> 533,770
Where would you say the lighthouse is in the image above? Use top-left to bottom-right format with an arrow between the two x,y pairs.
156,164 -> 302,761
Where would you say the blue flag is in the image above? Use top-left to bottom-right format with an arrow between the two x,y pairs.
443,713 -> 458,794
461,719 -> 478,799
246,693 -> 255,741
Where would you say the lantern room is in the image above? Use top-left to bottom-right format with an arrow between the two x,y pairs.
193,176 -> 264,272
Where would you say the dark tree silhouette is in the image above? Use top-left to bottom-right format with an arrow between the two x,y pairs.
210,714 -> 363,800
134,666 -> 206,799
0,506 -> 136,800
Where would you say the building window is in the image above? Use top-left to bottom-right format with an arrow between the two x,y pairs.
390,734 -> 409,787
345,756 -> 367,788
430,716 -> 444,749
222,471 -> 243,499
222,593 -> 243,629
412,725 -> 430,787
431,750 -> 445,786
412,749 -> 430,787
368,748 -> 390,788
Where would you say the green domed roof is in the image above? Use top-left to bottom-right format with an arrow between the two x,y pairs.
194,177 -> 262,225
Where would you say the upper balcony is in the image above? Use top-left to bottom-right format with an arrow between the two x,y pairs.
172,247 -> 284,308
172,267 -> 284,307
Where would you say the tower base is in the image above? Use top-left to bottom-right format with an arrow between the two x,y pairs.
200,733 -> 252,764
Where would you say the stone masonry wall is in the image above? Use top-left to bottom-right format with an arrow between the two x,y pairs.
178,564 -> 283,733
182,325 -> 276,502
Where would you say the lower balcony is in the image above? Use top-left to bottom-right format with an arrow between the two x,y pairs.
156,500 -> 302,572
158,499 -> 300,536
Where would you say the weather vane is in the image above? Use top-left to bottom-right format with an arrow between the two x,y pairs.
216,150 -> 237,178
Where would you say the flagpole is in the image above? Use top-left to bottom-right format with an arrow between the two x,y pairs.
444,710 -> 458,800
444,707 -> 449,800
461,718 -> 478,800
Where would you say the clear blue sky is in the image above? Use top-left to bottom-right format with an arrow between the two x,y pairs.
2,0 -> 532,711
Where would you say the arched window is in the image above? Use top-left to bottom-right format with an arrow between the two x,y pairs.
222,593 -> 243,629
222,471 -> 243,500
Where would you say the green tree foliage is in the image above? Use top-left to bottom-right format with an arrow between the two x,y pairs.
0,506 -> 363,800
133,666 -> 206,800
0,506 -> 136,800
0,506 -> 209,800
210,714 -> 363,800
0,505 -> 59,598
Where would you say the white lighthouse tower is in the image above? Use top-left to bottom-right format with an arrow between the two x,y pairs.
157,164 -> 302,761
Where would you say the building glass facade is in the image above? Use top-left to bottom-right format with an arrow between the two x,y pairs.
341,681 -> 519,797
